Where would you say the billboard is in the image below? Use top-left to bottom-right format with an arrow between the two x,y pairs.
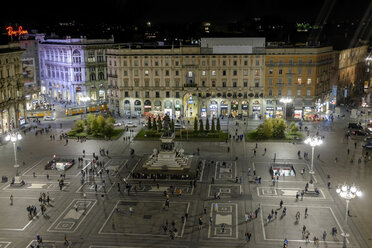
22,58 -> 36,86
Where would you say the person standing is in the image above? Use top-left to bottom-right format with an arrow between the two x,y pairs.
10,195 -> 13,205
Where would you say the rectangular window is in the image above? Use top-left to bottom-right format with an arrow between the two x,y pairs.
287,89 -> 292,96
134,60 -> 138,66
145,91 -> 149,98
268,78 -> 273,86
222,70 -> 226,76
125,91 -> 129,97
175,70 -> 179,76
233,70 -> 237,76
145,80 -> 149,87
212,81 -> 216,87
244,60 -> 248,66
298,68 -> 302,74
144,60 -> 148,66
255,81 -> 259,87
256,60 -> 260,66
308,59 -> 312,64
202,81 -> 205,87
212,70 -> 216,76
202,70 -> 206,76
155,70 -> 159,76
155,61 -> 159,66
307,78 -> 312,85
243,70 -> 248,76
175,92 -> 180,98
202,61 -> 206,66
307,89 -> 311,96
269,69 -> 273,74
144,70 -> 149,76
297,89 -> 301,96
222,82 -> 226,87
135,91 -> 139,98
233,82 -> 237,87
288,68 -> 292,74
165,70 -> 169,76
166,91 -> 170,98
156,92 -> 160,98
298,78 -> 302,85
233,60 -> 237,66
134,70 -> 139,76
244,81 -> 248,87
222,60 -> 226,66
308,68 -> 312,75
212,60 -> 216,66
268,89 -> 272,96
255,70 -> 260,76
155,81 -> 159,87
289,59 -> 293,64
278,78 -> 283,84
298,59 -> 302,64
123,70 -> 128,76
279,69 -> 283,74
288,78 -> 292,85
278,89 -> 282,96
175,61 -> 179,66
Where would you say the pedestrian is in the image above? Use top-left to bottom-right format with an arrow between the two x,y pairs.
355,142 -> 357,149
198,217 -> 203,230
10,195 -> 13,205
254,149 -> 256,156
317,154 -> 320,160
327,181 -> 331,189
280,200 -> 283,208
305,208 -> 308,218
203,208 -> 207,215
322,231 -> 327,241
273,153 -> 276,162
347,148 -> 350,155
301,190 -> 304,200
245,232 -> 251,241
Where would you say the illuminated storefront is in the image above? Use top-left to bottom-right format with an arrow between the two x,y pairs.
252,100 -> 261,118
164,100 -> 172,116
265,107 -> 274,118
275,107 -> 283,118
134,100 -> 141,116
231,101 -> 238,117
175,100 -> 181,118
242,101 -> 249,116
124,100 -> 131,116
184,93 -> 198,117
144,100 -> 152,115
294,108 -> 303,119
220,100 -> 228,116
210,100 -> 218,118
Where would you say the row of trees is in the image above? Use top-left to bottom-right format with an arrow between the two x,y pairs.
73,114 -> 115,137
193,117 -> 221,132
147,117 -> 167,131
256,119 -> 299,139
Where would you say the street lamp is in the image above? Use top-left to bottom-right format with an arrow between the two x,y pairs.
336,183 -> 362,248
80,96 -> 90,118
280,97 -> 292,120
5,132 -> 22,184
304,136 -> 323,184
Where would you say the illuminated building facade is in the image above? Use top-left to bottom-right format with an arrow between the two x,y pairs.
265,45 -> 334,119
106,38 -> 266,118
0,43 -> 26,133
39,36 -> 114,104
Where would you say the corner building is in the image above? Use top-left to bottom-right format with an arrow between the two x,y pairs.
39,36 -> 114,104
0,43 -> 26,133
265,45 -> 334,119
107,38 -> 266,118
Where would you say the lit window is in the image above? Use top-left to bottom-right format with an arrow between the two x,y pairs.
307,78 -> 311,85
188,71 -> 193,77
269,69 -> 273,74
212,71 -> 216,76
298,78 -> 302,85
202,71 -> 206,76
144,70 -> 149,76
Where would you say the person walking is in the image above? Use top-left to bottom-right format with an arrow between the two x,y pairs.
10,195 -> 13,205
322,231 -> 327,241
198,217 -> 203,230
305,208 -> 308,218
280,200 -> 283,209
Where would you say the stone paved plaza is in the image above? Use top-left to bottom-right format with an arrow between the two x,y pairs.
0,106 -> 371,247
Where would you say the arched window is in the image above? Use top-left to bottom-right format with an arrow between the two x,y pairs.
90,73 -> 96,81
72,50 -> 81,64
98,72 -> 105,80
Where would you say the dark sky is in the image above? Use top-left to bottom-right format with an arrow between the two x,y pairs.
1,0 -> 370,26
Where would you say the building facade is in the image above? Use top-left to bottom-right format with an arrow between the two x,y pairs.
336,45 -> 368,102
107,38 -> 266,118
0,43 -> 26,133
265,45 -> 334,119
39,36 -> 114,104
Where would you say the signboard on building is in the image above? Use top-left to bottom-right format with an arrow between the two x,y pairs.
22,58 -> 36,86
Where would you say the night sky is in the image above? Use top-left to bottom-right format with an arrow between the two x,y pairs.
1,0 -> 370,25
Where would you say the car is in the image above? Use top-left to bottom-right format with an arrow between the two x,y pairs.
364,136 -> 372,142
113,122 -> 122,127
174,123 -> 185,129
362,141 -> 372,149
125,121 -> 137,128
350,129 -> 367,136
43,116 -> 55,121
348,123 -> 362,130
45,158 -> 75,171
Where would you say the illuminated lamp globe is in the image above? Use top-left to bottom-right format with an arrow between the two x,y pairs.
341,185 -> 348,192
356,190 -> 362,197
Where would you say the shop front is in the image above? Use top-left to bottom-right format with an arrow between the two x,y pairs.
231,101 -> 239,117
220,100 -> 228,116
175,100 -> 181,118
275,107 -> 283,118
294,108 -> 303,119
265,107 -> 274,119
144,100 -> 152,115
164,100 -> 173,117
242,101 -> 249,116
303,107 -> 313,120
154,100 -> 162,113
252,100 -> 261,118
124,100 -> 131,116
184,93 -> 198,118
209,100 -> 218,118
134,100 -> 142,116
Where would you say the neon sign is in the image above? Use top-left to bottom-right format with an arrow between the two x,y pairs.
6,26 -> 28,36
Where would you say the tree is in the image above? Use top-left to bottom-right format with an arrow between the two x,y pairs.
194,117 -> 198,132
263,119 -> 274,138
157,117 -> 162,130
152,118 -> 157,131
103,124 -> 114,138
256,124 -> 265,139
199,118 -> 204,132
107,116 -> 115,125
216,118 -> 221,131
74,120 -> 85,133
86,114 -> 96,134
288,121 -> 298,133
90,118 -> 99,135
211,118 -> 215,132
272,118 -> 286,138
147,117 -> 152,130
96,115 -> 106,133
205,117 -> 210,131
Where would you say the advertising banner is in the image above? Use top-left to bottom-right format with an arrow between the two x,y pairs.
22,58 -> 35,86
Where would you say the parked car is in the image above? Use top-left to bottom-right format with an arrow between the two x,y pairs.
174,123 -> 185,129
125,121 -> 137,128
348,123 -> 363,130
113,122 -> 122,127
364,136 -> 372,142
362,141 -> 372,149
43,116 -> 55,121
350,129 -> 367,136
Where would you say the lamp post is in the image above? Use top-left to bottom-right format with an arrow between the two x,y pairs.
280,97 -> 292,120
304,136 -> 323,184
336,183 -> 362,248
5,132 -> 22,183
80,96 -> 90,118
